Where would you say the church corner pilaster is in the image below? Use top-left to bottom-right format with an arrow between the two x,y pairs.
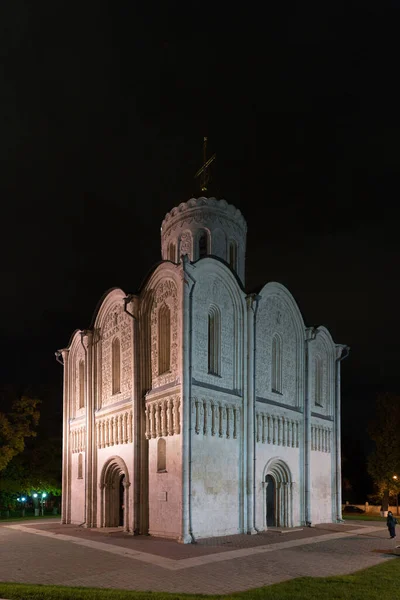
60,348 -> 70,525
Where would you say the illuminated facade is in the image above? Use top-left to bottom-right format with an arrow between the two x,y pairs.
59,196 -> 348,541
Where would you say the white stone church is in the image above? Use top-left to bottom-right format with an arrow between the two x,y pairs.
58,196 -> 349,542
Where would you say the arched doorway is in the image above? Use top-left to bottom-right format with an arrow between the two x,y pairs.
264,458 -> 293,528
266,474 -> 276,526
99,456 -> 130,531
119,475 -> 125,526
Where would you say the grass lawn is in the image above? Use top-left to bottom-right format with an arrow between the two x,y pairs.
0,557 -> 399,600
0,514 -> 59,523
342,514 -> 387,522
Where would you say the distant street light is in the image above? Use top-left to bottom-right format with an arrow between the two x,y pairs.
393,476 -> 399,516
41,492 -> 47,516
17,496 -> 26,517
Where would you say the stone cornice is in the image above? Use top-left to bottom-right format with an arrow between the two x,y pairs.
161,197 -> 247,233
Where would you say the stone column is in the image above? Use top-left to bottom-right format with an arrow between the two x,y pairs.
61,348 -> 70,524
334,345 -> 349,522
304,327 -> 317,526
246,294 -> 257,534
83,330 -> 94,527
181,258 -> 195,543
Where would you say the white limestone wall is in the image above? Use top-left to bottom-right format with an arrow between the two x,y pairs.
148,435 -> 182,540
255,284 -> 305,410
70,452 -> 85,524
310,451 -> 333,524
255,444 -> 302,529
191,432 -> 242,538
190,260 -> 245,393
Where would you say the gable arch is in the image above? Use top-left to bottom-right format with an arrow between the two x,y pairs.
67,330 -> 86,419
190,257 -> 246,390
92,288 -> 128,331
312,326 -> 336,415
92,287 -> 132,409
258,282 -> 306,336
256,282 -> 305,407
139,263 -> 182,391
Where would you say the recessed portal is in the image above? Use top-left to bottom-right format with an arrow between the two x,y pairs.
99,456 -> 130,531
266,474 -> 276,526
264,458 -> 293,528
119,474 -> 125,526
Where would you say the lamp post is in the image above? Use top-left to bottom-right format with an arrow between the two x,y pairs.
33,493 -> 39,517
41,493 -> 47,516
393,476 -> 399,516
17,497 -> 26,517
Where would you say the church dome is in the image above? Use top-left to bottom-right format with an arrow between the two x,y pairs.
160,197 -> 247,285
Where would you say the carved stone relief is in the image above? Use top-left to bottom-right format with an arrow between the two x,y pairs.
150,279 -> 179,388
179,230 -> 193,260
255,295 -> 298,406
192,397 -> 241,440
255,411 -> 300,448
101,303 -> 132,407
193,276 -> 237,388
145,396 -> 181,438
70,426 -> 86,453
74,346 -> 85,416
311,337 -> 330,414
96,410 -> 133,449
311,425 -> 332,453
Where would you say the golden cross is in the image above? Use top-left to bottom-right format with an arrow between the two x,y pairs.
194,137 -> 216,193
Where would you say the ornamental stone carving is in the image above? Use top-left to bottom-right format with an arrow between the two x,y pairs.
101,303 -> 132,407
70,426 -> 86,453
145,396 -> 181,439
255,295 -> 298,407
150,279 -> 179,388
95,410 -> 133,449
193,276 -> 239,390
179,230 -> 193,259
255,411 -> 300,448
192,397 -> 241,440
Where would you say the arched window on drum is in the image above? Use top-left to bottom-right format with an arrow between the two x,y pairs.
198,230 -> 209,258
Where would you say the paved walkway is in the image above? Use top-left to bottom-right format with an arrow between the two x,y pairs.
0,519 -> 398,594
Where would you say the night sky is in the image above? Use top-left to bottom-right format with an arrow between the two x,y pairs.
1,3 -> 399,498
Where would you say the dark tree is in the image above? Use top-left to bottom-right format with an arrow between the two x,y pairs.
367,393 -> 400,511
0,395 -> 41,472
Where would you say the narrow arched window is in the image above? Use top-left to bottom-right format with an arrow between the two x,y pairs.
198,230 -> 208,258
315,356 -> 323,407
157,438 -> 167,472
78,453 -> 83,479
167,242 -> 176,262
271,334 -> 282,393
112,337 -> 121,395
78,360 -> 85,409
229,241 -> 237,270
208,305 -> 221,376
158,305 -> 171,375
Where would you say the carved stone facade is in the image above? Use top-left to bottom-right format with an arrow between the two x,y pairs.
101,303 -> 132,407
150,280 -> 179,388
145,396 -> 181,438
60,196 -> 347,542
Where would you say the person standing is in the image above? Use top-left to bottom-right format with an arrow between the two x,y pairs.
387,510 -> 397,538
